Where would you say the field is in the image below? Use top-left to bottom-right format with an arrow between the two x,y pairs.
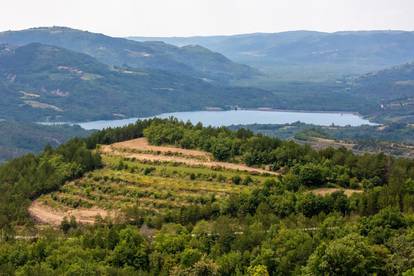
31,139 -> 276,225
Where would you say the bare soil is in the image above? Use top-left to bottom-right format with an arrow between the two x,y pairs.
109,138 -> 212,159
101,138 -> 279,176
310,187 -> 363,197
29,200 -> 116,226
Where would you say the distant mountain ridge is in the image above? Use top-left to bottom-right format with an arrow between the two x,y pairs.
0,27 -> 259,82
130,30 -> 414,80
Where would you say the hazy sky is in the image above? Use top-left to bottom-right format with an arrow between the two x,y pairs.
1,0 -> 413,37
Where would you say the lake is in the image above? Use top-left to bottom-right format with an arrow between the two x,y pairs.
75,110 -> 375,130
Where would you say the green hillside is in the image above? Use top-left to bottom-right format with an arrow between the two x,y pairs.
0,43 -> 271,122
1,119 -> 414,275
0,27 -> 259,83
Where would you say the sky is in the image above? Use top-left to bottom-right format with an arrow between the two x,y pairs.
0,0 -> 413,37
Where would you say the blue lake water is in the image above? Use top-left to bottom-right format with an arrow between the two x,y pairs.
74,110 -> 375,130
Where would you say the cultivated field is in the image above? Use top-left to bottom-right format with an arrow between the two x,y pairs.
101,138 -> 279,175
30,138 -> 363,226
32,139 -> 276,225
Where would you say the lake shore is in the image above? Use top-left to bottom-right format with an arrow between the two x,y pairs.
39,109 -> 376,130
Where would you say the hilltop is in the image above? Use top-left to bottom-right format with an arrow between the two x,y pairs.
1,118 -> 414,274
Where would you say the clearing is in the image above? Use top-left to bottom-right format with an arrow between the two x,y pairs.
310,187 -> 363,197
29,200 -> 114,226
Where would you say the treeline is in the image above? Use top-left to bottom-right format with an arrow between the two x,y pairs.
0,139 -> 101,229
84,120 -> 152,149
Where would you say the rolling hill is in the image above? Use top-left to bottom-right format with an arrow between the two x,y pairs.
131,30 -> 414,81
0,27 -> 259,83
0,43 -> 271,122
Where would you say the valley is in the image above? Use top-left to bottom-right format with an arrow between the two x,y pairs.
1,21 -> 414,275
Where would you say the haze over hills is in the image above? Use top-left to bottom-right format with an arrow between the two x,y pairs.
1,27 -> 414,162
0,27 -> 259,83
0,43 -> 271,122
131,30 -> 414,81
4,1 -> 414,273
0,28 -> 413,124
347,62 -> 414,123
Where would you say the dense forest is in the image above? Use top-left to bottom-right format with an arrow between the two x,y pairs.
1,118 -> 414,275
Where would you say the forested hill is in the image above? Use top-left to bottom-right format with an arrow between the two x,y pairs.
351,62 -> 414,100
0,43 -> 272,122
1,118 -> 414,274
0,27 -> 259,82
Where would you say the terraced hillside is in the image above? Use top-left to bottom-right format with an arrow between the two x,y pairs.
31,138 -> 276,226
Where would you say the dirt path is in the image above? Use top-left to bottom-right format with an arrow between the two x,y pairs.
101,138 -> 279,176
29,201 -> 115,226
310,188 -> 363,197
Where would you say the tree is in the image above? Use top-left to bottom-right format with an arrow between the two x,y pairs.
254,228 -> 314,275
180,248 -> 202,268
111,227 -> 149,270
304,234 -> 388,275
247,265 -> 269,276
211,139 -> 233,161
360,207 -> 407,244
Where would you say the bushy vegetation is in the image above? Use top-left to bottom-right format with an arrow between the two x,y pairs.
1,118 -> 414,275
144,119 -> 414,190
0,138 -> 101,229
39,155 -> 264,226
